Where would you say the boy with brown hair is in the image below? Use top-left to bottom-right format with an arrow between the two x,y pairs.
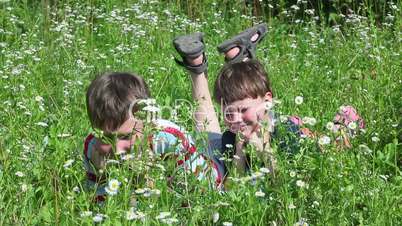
84,72 -> 225,201
173,24 -> 365,178
173,24 -> 279,175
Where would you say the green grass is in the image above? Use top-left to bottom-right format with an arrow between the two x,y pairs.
0,0 -> 401,225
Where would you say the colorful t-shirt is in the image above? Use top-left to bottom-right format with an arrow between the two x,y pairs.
83,119 -> 224,201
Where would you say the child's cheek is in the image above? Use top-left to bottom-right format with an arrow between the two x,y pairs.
98,143 -> 112,154
116,140 -> 132,152
243,110 -> 258,123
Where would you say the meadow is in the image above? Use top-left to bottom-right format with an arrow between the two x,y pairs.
0,0 -> 401,225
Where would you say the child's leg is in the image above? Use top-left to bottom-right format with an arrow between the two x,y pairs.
189,59 -> 221,134
217,23 -> 268,63
173,33 -> 221,134
333,105 -> 365,148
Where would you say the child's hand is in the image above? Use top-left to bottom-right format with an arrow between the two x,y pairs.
247,130 -> 264,151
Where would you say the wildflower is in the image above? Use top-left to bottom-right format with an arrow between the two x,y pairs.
348,122 -> 357,130
279,115 -> 288,123
255,190 -> 266,197
80,211 -> 93,217
289,171 -> 296,177
312,201 -> 319,207
225,144 -> 233,148
379,175 -> 389,181
214,201 -> 230,207
288,203 -> 296,209
294,218 -> 308,226
73,186 -> 80,193
296,180 -> 306,188
156,211 -> 171,220
326,122 -> 335,131
251,171 -> 264,179
371,136 -> 380,142
358,144 -> 372,154
106,159 -> 120,165
36,122 -> 48,127
21,183 -> 28,192
318,136 -> 331,145
303,117 -> 317,126
223,222 -> 233,226
295,96 -> 303,105
151,189 -> 161,196
35,96 -> 44,102
126,208 -> 146,221
143,190 -> 151,197
57,133 -> 72,138
15,171 -> 24,177
135,188 -> 145,194
105,179 -> 120,195
93,213 -> 106,223
259,167 -> 270,174
63,159 -> 74,168
161,218 -> 179,225
212,212 -> 219,223
121,153 -> 135,160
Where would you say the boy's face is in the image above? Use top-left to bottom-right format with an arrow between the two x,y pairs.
96,117 -> 143,154
223,92 -> 272,140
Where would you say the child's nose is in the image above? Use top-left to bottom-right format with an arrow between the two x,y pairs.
231,112 -> 243,123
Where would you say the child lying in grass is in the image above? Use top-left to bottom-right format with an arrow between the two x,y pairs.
172,23 -> 365,182
84,72 -> 225,202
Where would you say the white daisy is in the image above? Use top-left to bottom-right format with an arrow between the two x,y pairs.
295,96 -> 304,105
105,179 -> 120,195
288,203 -> 296,209
371,136 -> 380,142
156,211 -> 171,220
296,180 -> 306,188
15,171 -> 25,177
347,122 -> 357,130
212,212 -> 219,223
255,190 -> 266,197
326,122 -> 335,131
318,136 -> 331,145
80,211 -> 93,217
259,167 -> 270,174
93,213 -> 106,223
63,159 -> 74,168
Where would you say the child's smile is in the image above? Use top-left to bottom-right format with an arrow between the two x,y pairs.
223,95 -> 272,140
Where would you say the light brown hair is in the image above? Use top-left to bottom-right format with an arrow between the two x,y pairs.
86,72 -> 150,132
214,59 -> 272,105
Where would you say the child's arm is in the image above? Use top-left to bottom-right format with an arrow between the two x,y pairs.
89,138 -> 111,170
233,140 -> 247,174
248,131 -> 276,176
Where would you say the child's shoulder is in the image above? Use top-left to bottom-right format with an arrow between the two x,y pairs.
153,119 -> 182,130
151,119 -> 195,154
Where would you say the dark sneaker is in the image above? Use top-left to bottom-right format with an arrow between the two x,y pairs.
217,23 -> 268,63
173,32 -> 208,74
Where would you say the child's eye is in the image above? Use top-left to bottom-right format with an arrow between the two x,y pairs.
240,108 -> 249,114
117,134 -> 132,140
225,113 -> 234,120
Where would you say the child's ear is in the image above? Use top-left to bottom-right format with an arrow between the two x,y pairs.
264,92 -> 273,101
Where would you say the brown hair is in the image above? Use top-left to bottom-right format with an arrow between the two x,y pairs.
86,72 -> 150,132
214,59 -> 272,105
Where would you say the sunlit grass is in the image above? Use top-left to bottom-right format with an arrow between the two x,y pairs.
0,0 -> 400,225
